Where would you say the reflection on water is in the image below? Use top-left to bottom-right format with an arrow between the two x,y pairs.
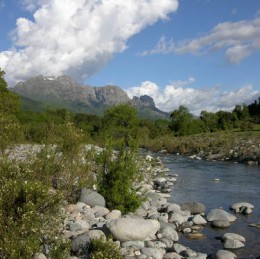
159,154 -> 260,258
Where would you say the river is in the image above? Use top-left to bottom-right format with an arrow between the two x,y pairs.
158,154 -> 260,258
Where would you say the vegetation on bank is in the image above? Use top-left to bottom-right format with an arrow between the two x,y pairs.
0,68 -> 260,257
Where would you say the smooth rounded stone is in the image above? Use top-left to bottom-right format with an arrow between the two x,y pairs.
223,239 -> 245,249
68,220 -> 90,232
71,232 -> 91,255
146,240 -> 167,249
214,249 -> 237,259
230,202 -> 254,214
105,209 -> 121,220
222,233 -> 246,243
150,198 -> 168,209
91,206 -> 110,217
106,218 -> 160,242
160,225 -> 179,241
142,200 -> 152,210
78,188 -> 105,207
146,192 -> 165,201
211,220 -> 230,228
86,229 -> 106,241
192,214 -> 207,225
206,209 -> 237,222
168,212 -> 186,225
183,228 -> 192,234
151,213 -> 169,223
173,243 -> 187,254
185,232 -> 206,240
136,207 -> 148,217
163,252 -> 182,259
141,247 -> 165,259
167,204 -> 181,213
160,238 -> 174,248
181,247 -> 197,257
122,241 -> 145,249
76,202 -> 89,211
180,202 -> 206,214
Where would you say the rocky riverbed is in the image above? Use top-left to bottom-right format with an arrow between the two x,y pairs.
3,145 -> 259,258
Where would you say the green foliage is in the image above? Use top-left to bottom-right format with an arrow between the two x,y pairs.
102,104 -> 139,146
96,143 -> 142,214
0,158 -> 69,258
170,106 -> 204,136
90,237 -> 123,259
0,69 -> 22,154
0,69 -> 20,114
27,146 -> 94,203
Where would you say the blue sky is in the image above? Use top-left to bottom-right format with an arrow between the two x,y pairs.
0,0 -> 259,114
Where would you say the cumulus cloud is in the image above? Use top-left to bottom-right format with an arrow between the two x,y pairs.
141,17 -> 260,64
0,0 -> 179,85
126,80 -> 260,115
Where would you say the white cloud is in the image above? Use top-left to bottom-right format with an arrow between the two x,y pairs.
141,16 -> 260,63
0,0 -> 179,86
126,80 -> 260,115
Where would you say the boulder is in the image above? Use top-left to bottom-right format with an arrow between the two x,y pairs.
86,229 -> 106,241
223,238 -> 245,249
192,214 -> 207,225
71,232 -> 91,255
160,225 -> 179,242
105,209 -> 122,220
121,240 -> 145,249
78,188 -> 105,207
222,233 -> 246,243
206,209 -> 236,222
106,218 -> 160,241
168,212 -> 186,225
211,220 -> 230,228
230,202 -> 254,214
141,247 -> 165,259
180,202 -> 205,214
214,250 -> 237,259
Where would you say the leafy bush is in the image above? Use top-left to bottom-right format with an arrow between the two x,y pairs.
90,238 -> 123,259
96,143 -> 142,214
0,159 -> 69,258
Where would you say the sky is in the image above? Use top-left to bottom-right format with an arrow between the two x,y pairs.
0,0 -> 260,115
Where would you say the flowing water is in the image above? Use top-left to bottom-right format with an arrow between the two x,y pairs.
159,154 -> 260,258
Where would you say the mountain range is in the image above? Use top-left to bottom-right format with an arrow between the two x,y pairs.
11,75 -> 169,119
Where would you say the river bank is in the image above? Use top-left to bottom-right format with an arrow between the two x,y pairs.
141,131 -> 260,165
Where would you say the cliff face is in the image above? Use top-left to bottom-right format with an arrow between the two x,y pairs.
12,75 -> 169,119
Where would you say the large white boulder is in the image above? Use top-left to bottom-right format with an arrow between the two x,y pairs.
206,209 -> 237,222
106,218 -> 160,241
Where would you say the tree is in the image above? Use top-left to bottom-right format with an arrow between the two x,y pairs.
0,69 -> 21,154
0,69 -> 20,114
102,104 -> 139,146
200,110 -> 218,132
170,106 -> 203,135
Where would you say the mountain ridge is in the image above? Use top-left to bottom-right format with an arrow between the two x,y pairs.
11,75 -> 169,119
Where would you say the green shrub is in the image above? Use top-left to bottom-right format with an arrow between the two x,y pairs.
0,159 -> 69,258
90,238 -> 123,259
96,143 -> 142,214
